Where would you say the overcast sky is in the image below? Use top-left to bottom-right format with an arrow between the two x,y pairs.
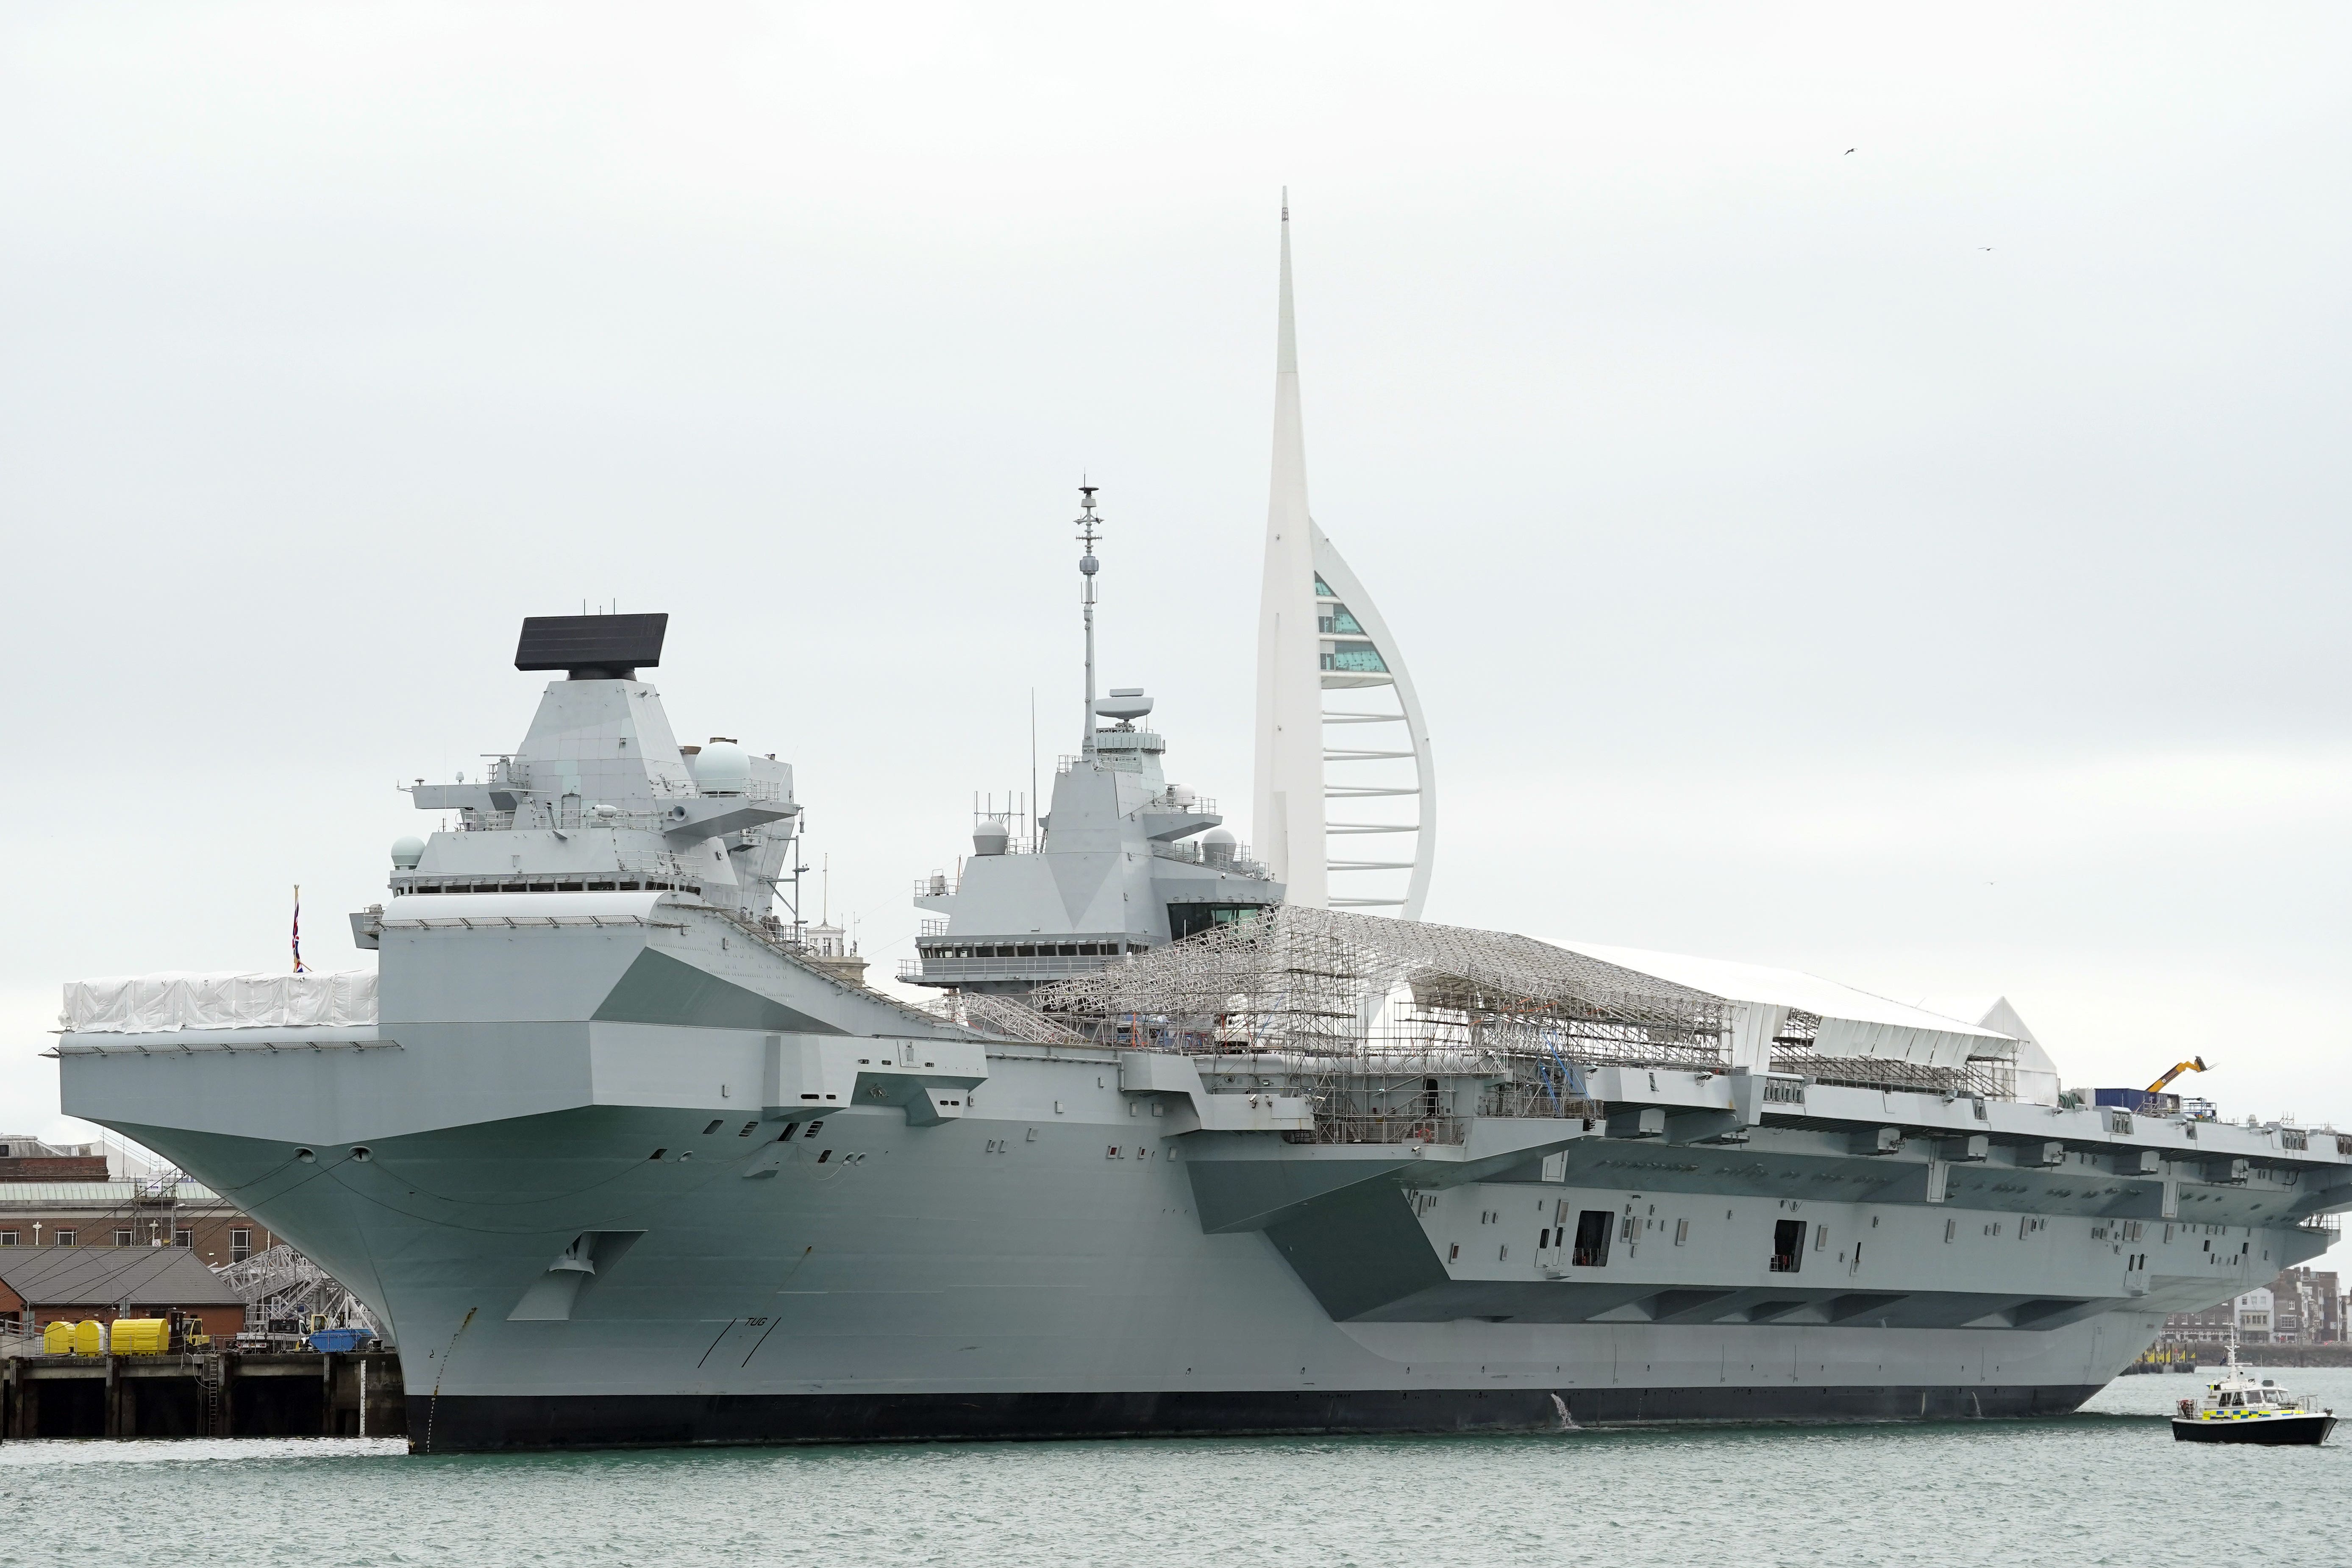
4,3 -> 2349,1222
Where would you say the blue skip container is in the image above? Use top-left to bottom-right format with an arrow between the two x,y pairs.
307,1328 -> 373,1353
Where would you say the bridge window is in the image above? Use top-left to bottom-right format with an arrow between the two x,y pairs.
1169,904 -> 1269,942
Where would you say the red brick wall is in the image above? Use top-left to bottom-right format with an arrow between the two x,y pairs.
23,1302 -> 245,1337
0,1209 -> 276,1262
0,1157 -> 109,1180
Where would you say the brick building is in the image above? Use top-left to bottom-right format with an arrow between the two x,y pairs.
0,1176 -> 277,1270
0,1136 -> 109,1182
2270,1267 -> 2343,1343
2166,1267 -> 2344,1345
0,1247 -> 245,1339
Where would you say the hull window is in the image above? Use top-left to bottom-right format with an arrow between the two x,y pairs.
1571,1209 -> 1612,1268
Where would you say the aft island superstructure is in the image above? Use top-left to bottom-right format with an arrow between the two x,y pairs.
51,577 -> 2352,1451
901,487 -> 1286,997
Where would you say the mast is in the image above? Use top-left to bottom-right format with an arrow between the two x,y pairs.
1077,484 -> 1102,754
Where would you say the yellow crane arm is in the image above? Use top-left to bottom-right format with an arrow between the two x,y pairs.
2146,1056 -> 2210,1094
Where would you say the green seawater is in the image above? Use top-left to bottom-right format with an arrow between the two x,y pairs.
5,1368 -> 2345,1567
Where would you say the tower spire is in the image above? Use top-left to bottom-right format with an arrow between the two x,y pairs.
1277,188 -> 1297,376
1252,192 -> 1329,907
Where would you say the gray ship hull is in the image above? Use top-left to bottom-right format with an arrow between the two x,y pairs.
71,988 -> 2271,1453
106,1091 -> 2139,1453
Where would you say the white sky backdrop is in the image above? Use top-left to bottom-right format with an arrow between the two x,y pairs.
3,3 -> 2348,1263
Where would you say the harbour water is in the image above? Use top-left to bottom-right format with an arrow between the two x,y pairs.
5,1368 -> 2345,1566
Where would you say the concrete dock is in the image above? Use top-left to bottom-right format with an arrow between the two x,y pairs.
2,1349 -> 405,1438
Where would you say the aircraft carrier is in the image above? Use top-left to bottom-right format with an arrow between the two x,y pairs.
52,591 -> 2352,1450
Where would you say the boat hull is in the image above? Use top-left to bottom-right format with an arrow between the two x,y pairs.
2171,1411 -> 2335,1444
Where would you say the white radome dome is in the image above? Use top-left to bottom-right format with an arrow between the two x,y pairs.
691,741 -> 752,795
391,836 -> 426,869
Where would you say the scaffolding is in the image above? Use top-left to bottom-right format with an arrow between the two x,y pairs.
922,989 -> 1087,1046
212,1244 -> 385,1343
1031,905 -> 1732,1143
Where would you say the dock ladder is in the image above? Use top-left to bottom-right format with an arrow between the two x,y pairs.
200,1354 -> 224,1437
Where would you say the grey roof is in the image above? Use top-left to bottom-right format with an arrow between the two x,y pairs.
0,1244 -> 242,1307
0,1180 -> 230,1206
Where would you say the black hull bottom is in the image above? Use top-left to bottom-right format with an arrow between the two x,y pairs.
2171,1414 -> 2335,1445
407,1382 -> 2103,1453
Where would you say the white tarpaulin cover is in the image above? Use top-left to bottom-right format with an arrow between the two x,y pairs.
62,971 -> 378,1033
1916,994 -> 2063,1105
1544,940 -> 2021,1075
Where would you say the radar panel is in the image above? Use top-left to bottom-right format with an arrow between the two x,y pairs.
514,613 -> 668,677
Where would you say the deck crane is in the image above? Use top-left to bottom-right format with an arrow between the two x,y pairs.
2146,1056 -> 2210,1093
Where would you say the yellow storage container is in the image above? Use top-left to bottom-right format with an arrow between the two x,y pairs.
42,1319 -> 73,1354
112,1318 -> 167,1355
72,1319 -> 105,1356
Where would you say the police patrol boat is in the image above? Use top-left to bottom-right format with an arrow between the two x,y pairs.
2171,1337 -> 2336,1445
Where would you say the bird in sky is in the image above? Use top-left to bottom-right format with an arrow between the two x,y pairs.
1844,147 -> 1855,155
